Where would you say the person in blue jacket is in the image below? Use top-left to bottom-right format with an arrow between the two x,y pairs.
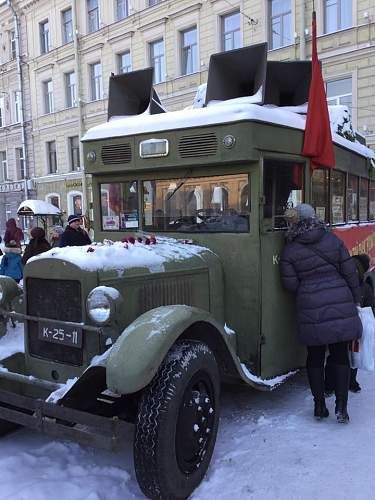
0,240 -> 23,283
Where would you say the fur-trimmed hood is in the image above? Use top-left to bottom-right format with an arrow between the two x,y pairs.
3,246 -> 22,255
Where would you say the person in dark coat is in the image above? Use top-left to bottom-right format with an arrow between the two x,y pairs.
22,227 -> 51,265
59,215 -> 92,248
325,253 -> 375,394
0,240 -> 23,283
50,225 -> 64,248
280,203 -> 362,423
4,218 -> 24,247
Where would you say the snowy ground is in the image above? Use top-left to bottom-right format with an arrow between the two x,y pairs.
1,324 -> 374,500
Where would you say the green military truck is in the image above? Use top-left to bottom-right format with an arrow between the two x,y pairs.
0,43 -> 374,500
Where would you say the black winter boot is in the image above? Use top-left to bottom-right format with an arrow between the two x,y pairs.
307,366 -> 329,420
349,368 -> 361,393
324,359 -> 335,397
334,365 -> 350,424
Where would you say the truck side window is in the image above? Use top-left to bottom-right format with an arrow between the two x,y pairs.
100,181 -> 138,231
311,168 -> 329,222
263,159 -> 304,229
143,173 -> 250,233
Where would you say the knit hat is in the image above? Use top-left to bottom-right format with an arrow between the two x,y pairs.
6,239 -> 18,248
67,215 -> 82,225
31,227 -> 46,239
295,203 -> 316,221
54,225 -> 64,234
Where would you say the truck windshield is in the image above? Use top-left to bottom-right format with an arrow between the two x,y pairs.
143,173 -> 250,233
100,181 -> 138,231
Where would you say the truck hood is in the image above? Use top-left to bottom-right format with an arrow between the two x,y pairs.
27,236 -> 215,276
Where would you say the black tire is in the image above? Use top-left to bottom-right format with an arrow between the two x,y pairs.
134,340 -> 220,500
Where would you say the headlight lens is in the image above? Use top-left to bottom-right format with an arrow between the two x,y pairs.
87,288 -> 112,324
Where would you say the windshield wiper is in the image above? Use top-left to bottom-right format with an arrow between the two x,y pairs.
166,169 -> 192,201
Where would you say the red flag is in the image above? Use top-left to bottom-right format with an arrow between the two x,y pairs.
302,11 -> 335,170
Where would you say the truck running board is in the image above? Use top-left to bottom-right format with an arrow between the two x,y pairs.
0,388 -> 128,451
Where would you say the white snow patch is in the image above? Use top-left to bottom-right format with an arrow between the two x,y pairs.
240,362 -> 298,388
0,322 -> 24,360
224,323 -> 236,335
46,377 -> 78,403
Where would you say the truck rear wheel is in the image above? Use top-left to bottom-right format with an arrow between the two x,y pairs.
134,340 -> 220,500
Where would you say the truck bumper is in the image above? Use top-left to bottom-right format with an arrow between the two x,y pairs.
0,387 -> 128,450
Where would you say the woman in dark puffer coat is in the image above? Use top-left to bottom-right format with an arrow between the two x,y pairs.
22,227 -> 51,265
280,204 -> 362,424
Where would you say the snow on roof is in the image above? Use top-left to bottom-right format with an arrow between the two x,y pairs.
82,99 -> 374,160
17,199 -> 62,216
28,236 -> 212,273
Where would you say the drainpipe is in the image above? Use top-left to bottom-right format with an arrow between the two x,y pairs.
72,0 -> 88,220
7,0 -> 28,204
300,0 -> 306,60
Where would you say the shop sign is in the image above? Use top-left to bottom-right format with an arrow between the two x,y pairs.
65,181 -> 83,189
0,182 -> 24,193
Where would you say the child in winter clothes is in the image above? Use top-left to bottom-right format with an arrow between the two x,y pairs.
325,253 -> 374,394
0,240 -> 23,283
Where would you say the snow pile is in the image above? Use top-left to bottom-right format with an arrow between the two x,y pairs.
0,322 -> 24,361
328,105 -> 356,141
192,83 -> 207,109
29,236 -> 211,274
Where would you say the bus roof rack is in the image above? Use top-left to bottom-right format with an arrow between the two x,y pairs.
107,67 -> 165,120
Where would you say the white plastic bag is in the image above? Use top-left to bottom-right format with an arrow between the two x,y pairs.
350,306 -> 375,371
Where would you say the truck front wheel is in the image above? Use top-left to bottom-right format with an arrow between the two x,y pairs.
134,340 -> 220,500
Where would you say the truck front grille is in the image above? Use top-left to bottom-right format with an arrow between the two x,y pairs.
26,278 -> 83,365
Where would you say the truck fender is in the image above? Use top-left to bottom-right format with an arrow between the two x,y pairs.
106,305 -> 233,394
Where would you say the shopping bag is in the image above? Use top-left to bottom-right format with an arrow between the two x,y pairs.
350,306 -> 375,371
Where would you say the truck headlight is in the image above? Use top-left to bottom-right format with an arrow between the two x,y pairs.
86,286 -> 122,325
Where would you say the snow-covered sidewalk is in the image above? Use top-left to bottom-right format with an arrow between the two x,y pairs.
1,324 -> 375,499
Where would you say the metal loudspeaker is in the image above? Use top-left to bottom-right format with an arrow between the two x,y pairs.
264,61 -> 312,106
204,43 -> 268,105
107,68 -> 165,120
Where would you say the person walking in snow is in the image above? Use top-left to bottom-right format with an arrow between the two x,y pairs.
59,215 -> 91,247
0,240 -> 23,283
22,227 -> 51,265
4,218 -> 24,247
280,203 -> 362,424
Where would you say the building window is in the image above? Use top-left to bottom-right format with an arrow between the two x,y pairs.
90,62 -> 103,101
269,0 -> 292,50
116,0 -> 128,20
0,96 -> 5,127
62,8 -> 73,44
324,0 -> 352,33
326,77 -> 352,116
181,27 -> 198,75
87,0 -> 99,33
10,30 -> 16,60
16,147 -> 25,180
47,141 -> 57,174
150,39 -> 165,84
0,151 -> 7,182
13,91 -> 21,123
43,80 -> 54,114
40,19 -> 50,54
65,71 -> 77,108
149,0 -> 162,5
69,136 -> 80,171
221,11 -> 241,51
68,192 -> 83,216
118,51 -> 131,73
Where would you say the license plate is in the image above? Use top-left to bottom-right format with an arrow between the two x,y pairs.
38,322 -> 83,348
